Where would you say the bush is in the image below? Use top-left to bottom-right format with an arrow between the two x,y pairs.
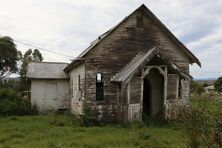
81,104 -> 100,126
215,77 -> 222,92
0,88 -> 29,116
177,96 -> 222,147
190,81 -> 204,95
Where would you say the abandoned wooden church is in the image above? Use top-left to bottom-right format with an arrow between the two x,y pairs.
27,4 -> 201,122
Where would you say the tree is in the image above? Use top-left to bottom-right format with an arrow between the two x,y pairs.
214,77 -> 222,92
32,49 -> 43,62
19,49 -> 43,90
0,36 -> 18,79
190,81 -> 204,95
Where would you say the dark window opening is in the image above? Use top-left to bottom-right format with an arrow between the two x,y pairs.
96,73 -> 104,101
136,16 -> 144,28
178,79 -> 182,98
78,75 -> 81,91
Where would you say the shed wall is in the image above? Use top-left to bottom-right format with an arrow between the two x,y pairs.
31,79 -> 69,112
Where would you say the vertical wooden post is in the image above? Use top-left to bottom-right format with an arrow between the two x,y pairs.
163,66 -> 168,119
140,68 -> 145,121
164,66 -> 168,105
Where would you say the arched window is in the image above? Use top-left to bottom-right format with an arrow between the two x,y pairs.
96,73 -> 104,101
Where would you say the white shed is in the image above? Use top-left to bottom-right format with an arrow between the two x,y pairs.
204,85 -> 215,94
27,62 -> 69,112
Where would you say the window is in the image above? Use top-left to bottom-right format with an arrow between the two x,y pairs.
136,16 -> 144,28
72,77 -> 75,98
178,78 -> 183,99
77,75 -> 81,91
96,73 -> 104,101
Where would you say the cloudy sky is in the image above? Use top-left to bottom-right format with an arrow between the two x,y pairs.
0,0 -> 222,79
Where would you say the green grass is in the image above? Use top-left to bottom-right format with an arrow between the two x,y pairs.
190,93 -> 222,114
0,114 -> 185,148
0,94 -> 221,148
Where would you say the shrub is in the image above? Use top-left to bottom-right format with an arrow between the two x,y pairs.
0,88 -> 29,116
81,104 -> 100,126
215,77 -> 222,92
190,81 -> 204,95
177,96 -> 222,147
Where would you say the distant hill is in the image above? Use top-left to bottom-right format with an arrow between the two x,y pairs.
1,74 -> 20,83
195,79 -> 216,85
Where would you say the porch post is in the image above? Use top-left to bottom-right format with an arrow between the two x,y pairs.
163,66 -> 168,119
164,67 -> 168,105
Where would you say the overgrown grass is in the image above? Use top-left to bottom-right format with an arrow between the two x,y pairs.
0,114 -> 185,148
190,93 -> 222,114
0,94 -> 221,148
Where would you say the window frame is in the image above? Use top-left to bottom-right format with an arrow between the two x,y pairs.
96,72 -> 104,101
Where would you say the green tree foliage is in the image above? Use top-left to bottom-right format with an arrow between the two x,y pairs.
0,88 -> 28,115
0,78 -> 20,91
19,49 -> 43,90
190,81 -> 204,95
32,49 -> 43,62
0,36 -> 19,79
214,77 -> 222,92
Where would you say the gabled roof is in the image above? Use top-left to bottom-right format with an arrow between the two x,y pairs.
27,62 -> 68,79
111,47 -> 157,82
111,47 -> 192,83
69,4 -> 200,68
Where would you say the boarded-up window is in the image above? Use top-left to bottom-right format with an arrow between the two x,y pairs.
136,16 -> 144,28
96,73 -> 104,101
167,74 -> 179,100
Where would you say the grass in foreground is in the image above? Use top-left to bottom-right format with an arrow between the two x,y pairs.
0,114 -> 185,148
0,94 -> 221,148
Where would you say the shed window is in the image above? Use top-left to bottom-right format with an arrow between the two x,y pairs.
136,16 -> 144,28
96,73 -> 104,101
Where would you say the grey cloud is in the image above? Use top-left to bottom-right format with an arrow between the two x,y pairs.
0,0 -> 221,79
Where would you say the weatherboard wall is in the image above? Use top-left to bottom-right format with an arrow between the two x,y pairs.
80,9 -> 191,122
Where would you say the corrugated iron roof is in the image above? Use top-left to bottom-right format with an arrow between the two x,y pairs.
27,62 -> 68,79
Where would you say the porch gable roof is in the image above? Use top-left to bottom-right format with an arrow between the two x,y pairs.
111,47 -> 192,83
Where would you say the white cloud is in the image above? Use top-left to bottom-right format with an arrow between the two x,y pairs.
0,0 -> 221,79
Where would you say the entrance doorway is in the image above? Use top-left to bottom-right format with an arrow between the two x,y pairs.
143,68 -> 164,119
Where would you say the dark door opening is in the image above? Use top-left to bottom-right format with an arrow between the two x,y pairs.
143,78 -> 151,120
143,68 -> 164,119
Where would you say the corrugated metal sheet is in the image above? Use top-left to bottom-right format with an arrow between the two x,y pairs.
27,62 -> 68,79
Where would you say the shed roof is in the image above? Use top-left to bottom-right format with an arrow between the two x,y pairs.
204,85 -> 215,90
27,62 -> 68,79
111,47 -> 192,83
